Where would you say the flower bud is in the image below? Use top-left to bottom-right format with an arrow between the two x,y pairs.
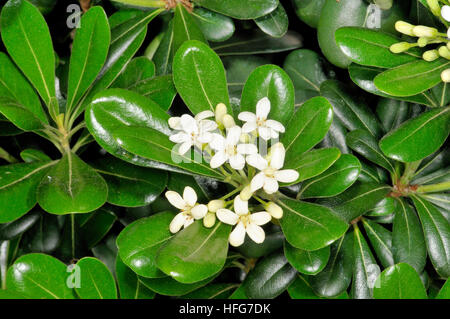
207,199 -> 225,212
441,69 -> 450,82
222,114 -> 235,128
439,45 -> 450,60
412,26 -> 438,38
395,21 -> 415,36
215,103 -> 227,124
427,0 -> 441,17
374,0 -> 392,10
423,49 -> 439,62
203,212 -> 216,228
265,202 -> 283,219
168,117 -> 180,130
240,185 -> 253,201
417,37 -> 429,47
390,42 -> 413,54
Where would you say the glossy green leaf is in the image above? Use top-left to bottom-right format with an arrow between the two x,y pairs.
379,107 -> 450,162
412,195 -> 450,278
236,224 -> 283,259
36,153 -> 107,214
0,211 -> 39,240
240,64 -> 294,124
20,149 -> 51,163
173,40 -> 231,115
278,198 -> 349,251
173,4 -> 207,57
192,7 -> 235,42
182,283 -> 237,299
79,207 -> 117,249
290,148 -> 341,181
228,285 -> 248,299
283,96 -> 333,167
194,0 -> 278,19
362,219 -> 394,268
373,263 -> 428,299
153,21 -> 174,75
298,154 -> 361,199
75,257 -> 117,299
156,221 -> 231,283
421,193 -> 450,213
0,161 -> 56,223
7,253 -> 75,299
319,117 -> 350,154
111,56 -> 155,90
92,155 -> 167,207
366,197 -> 396,217
436,278 -> 450,299
139,274 -> 214,296
91,234 -> 118,276
288,275 -> 349,299
392,199 -> 427,273
0,97 -> 45,131
117,212 -> 174,278
284,241 -> 330,275
376,98 -> 411,133
23,213 -> 60,254
115,256 -> 155,299
255,3 -> 288,38
244,251 -> 297,299
292,0 -> 326,28
66,6 -> 110,113
1,0 -> 56,106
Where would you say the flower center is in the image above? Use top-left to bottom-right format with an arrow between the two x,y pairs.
225,144 -> 237,156
256,117 -> 266,127
264,167 -> 276,177
240,214 -> 251,227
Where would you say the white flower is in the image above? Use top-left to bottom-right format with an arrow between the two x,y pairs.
247,143 -> 299,194
216,196 -> 271,247
442,5 -> 450,22
238,97 -> 285,140
165,186 -> 208,233
169,111 -> 217,155
209,126 -> 257,170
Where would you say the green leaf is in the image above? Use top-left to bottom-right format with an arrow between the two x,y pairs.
412,195 -> 450,278
23,213 -> 60,254
111,56 -> 155,90
319,116 -> 350,154
36,152 -> 107,214
91,155 -> 167,207
243,251 -> 297,299
335,27 -> 420,68
192,7 -> 235,42
117,212 -> 174,278
228,285 -> 248,299
284,241 -> 330,275
0,161 -> 56,223
298,154 -> 361,199
282,96 -> 333,167
320,80 -> 383,137
392,199 -> 427,273
235,224 -> 283,258
376,98 -> 411,133
173,4 -> 207,57
373,263 -> 428,299
421,193 -> 450,213
310,231 -> 354,297
79,207 -> 117,249
346,129 -> 396,173
292,0 -> 326,28
75,257 -> 118,299
288,275 -> 349,299
7,253 -> 75,299
362,219 -> 394,268
0,97 -> 45,132
115,256 -> 155,299
66,6 -> 110,113
139,274 -> 214,296
20,149 -> 51,163
240,64 -> 294,124
1,0 -> 56,106
278,198 -> 349,251
255,3 -> 288,38
436,278 -> 450,299
173,40 -> 231,115
182,283 -> 237,299
194,0 -> 278,19
366,197 -> 396,217
374,59 -> 450,97
153,21 -> 174,75
292,148 -> 341,180
379,107 -> 450,162
352,225 -> 379,299
0,211 -> 39,240
156,221 -> 231,283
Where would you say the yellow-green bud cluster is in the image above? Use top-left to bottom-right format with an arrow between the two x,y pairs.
426,0 -> 441,17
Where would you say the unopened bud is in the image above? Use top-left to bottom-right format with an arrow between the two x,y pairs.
412,25 -> 438,38
374,0 -> 392,10
265,202 -> 283,219
395,21 -> 415,36
427,0 -> 441,17
207,199 -> 225,212
240,185 -> 253,201
390,42 -> 413,53
203,213 -> 216,228
222,114 -> 235,128
215,103 -> 227,124
441,69 -> 450,82
423,50 -> 439,61
417,37 -> 429,47
439,46 -> 450,59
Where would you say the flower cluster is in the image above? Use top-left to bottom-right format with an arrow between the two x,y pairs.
165,97 -> 299,247
390,0 -> 450,82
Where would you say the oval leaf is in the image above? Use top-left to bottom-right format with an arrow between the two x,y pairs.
75,257 -> 117,299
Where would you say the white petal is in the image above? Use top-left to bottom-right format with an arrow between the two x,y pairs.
197,132 -> 213,144
199,119 -> 218,132
238,111 -> 256,122
178,141 -> 192,155
275,169 -> 299,183
266,120 -> 285,133
226,126 -> 241,146
209,133 -> 226,151
442,5 -> 450,22
234,195 -> 249,215
229,222 -> 246,247
250,172 -> 266,192
165,191 -> 186,209
263,178 -> 279,194
270,129 -> 279,140
241,121 -> 257,134
448,27 -> 450,39
169,132 -> 189,144
210,151 -> 228,168
168,117 -> 181,130
229,154 -> 245,170
256,97 -> 270,119
195,110 -> 214,121
169,213 -> 186,233
269,143 -> 285,170
249,212 -> 272,226
183,186 -> 197,207
184,216 -> 194,228
180,114 -> 198,133
191,204 -> 208,219
246,223 -> 265,244
237,143 -> 257,155
258,126 -> 272,141
246,154 -> 268,170
216,208 -> 239,225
